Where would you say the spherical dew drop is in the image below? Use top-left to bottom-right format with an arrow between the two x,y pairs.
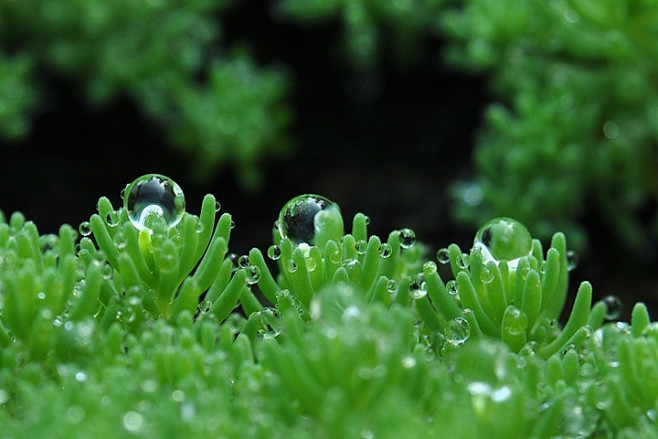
124,174 -> 185,231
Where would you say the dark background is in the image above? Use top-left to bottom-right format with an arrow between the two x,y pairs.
0,0 -> 655,321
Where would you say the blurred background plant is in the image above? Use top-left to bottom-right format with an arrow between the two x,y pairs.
0,0 -> 291,186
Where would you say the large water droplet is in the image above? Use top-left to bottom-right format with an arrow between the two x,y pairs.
505,307 -> 528,336
277,194 -> 341,247
124,174 -> 185,231
446,317 -> 470,345
474,218 -> 532,268
603,295 -> 622,320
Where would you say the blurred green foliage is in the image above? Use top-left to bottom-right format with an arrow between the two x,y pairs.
0,0 -> 291,187
277,0 -> 444,70
442,0 -> 658,250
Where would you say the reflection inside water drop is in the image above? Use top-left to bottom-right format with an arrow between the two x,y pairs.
124,174 -> 185,231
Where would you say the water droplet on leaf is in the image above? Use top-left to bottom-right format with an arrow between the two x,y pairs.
480,267 -> 494,284
474,218 -> 532,264
355,240 -> 367,254
245,265 -> 261,285
267,245 -> 281,260
566,250 -> 578,271
124,174 -> 185,231
238,255 -> 250,269
378,243 -> 392,258
277,194 -> 341,246
409,275 -> 428,300
79,221 -> 92,237
603,295 -> 622,320
446,317 -> 470,345
398,228 -> 416,248
446,280 -> 459,296
436,248 -> 450,264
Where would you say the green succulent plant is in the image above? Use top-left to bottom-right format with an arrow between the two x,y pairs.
0,174 -> 656,438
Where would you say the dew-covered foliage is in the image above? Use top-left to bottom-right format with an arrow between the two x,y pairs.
0,175 -> 657,438
0,0 -> 291,186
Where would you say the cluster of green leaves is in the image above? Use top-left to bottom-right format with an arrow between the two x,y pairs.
1,184 -> 658,437
442,0 -> 658,250
0,0 -> 290,186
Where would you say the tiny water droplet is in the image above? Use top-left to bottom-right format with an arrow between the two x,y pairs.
457,253 -> 470,269
230,220 -> 236,229
436,248 -> 450,264
480,267 -> 494,284
277,194 -> 341,246
305,257 -> 317,272
238,255 -> 250,269
378,243 -> 392,258
355,240 -> 367,254
124,174 -> 185,231
106,210 -> 120,228
226,253 -> 238,267
286,260 -> 298,273
267,245 -> 281,260
386,279 -> 398,293
446,317 -> 470,345
195,221 -> 204,233
329,250 -> 342,264
506,307 -> 528,336
446,280 -> 459,296
566,250 -> 578,271
603,295 -> 622,320
78,221 -> 92,237
214,201 -> 221,212
363,215 -> 371,225
409,274 -> 428,300
246,265 -> 261,285
398,228 -> 416,248
37,292 -> 46,300
423,261 -> 438,275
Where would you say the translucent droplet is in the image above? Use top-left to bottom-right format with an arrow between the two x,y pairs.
436,248 -> 450,264
446,280 -> 459,296
386,279 -> 398,293
363,215 -> 371,225
457,253 -> 470,269
78,221 -> 92,237
106,210 -> 120,228
230,220 -> 236,229
409,275 -> 428,300
480,267 -> 494,284
603,295 -> 622,320
378,243 -> 392,258
423,261 -> 437,275
305,257 -> 317,272
505,307 -> 528,335
277,194 -> 341,246
286,260 -> 298,273
566,250 -> 578,271
238,255 -> 250,269
355,240 -> 367,254
398,228 -> 416,248
214,201 -> 221,212
446,317 -> 470,345
245,265 -> 261,285
124,174 -> 185,231
328,248 -> 342,264
226,253 -> 238,267
474,218 -> 532,265
267,245 -> 281,260
37,292 -> 46,300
